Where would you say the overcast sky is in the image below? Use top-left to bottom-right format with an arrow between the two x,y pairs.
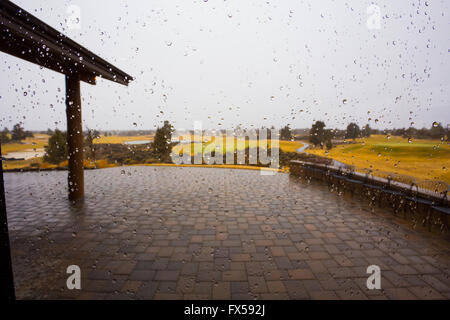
1,0 -> 449,131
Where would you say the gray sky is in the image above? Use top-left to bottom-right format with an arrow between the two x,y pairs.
1,0 -> 449,131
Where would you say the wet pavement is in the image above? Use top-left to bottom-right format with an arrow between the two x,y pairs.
4,166 -> 450,299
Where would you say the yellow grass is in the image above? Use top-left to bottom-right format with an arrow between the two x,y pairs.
1,134 -> 154,170
131,163 -> 284,172
94,135 -> 154,144
1,134 -> 49,154
2,158 -> 114,170
2,158 -> 45,170
279,140 -> 304,152
306,135 -> 450,184
171,139 -> 303,155
2,134 -> 302,171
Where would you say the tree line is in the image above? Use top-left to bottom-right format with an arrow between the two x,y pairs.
264,122 -> 448,150
42,122 -> 174,165
3,119 -> 448,165
0,123 -> 34,143
304,121 -> 448,149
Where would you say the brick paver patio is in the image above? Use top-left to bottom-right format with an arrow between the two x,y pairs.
4,166 -> 450,299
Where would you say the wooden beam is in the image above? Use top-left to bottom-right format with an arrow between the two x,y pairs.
0,145 -> 16,300
0,1 -> 133,86
0,19 -> 97,85
65,74 -> 84,200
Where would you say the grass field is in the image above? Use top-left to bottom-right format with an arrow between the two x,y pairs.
1,134 -> 153,170
172,138 -> 303,155
4,132 -> 448,185
279,140 -> 304,152
1,158 -> 45,170
305,135 -> 450,184
2,135 -> 303,170
1,134 -> 154,154
93,135 -> 154,144
1,134 -> 49,154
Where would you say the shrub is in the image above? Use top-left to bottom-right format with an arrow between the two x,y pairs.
43,129 -> 67,164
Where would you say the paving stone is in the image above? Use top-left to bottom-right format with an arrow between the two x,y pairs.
223,270 -> 247,281
283,280 -> 309,299
212,282 -> 231,300
4,167 -> 450,300
408,286 -> 446,300
248,276 -> 268,293
310,290 -> 339,300
384,288 -> 417,300
288,269 -> 315,280
155,271 -> 179,281
129,270 -> 155,281
267,280 -> 286,293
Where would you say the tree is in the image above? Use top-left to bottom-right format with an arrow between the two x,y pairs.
11,123 -> 26,141
309,121 -> 326,148
153,120 -> 174,162
405,127 -> 417,139
362,124 -> 371,137
392,128 -> 406,137
280,124 -> 293,141
429,122 -> 446,140
43,129 -> 67,164
324,129 -> 334,150
85,128 -> 100,162
345,123 -> 361,140
0,128 -> 10,143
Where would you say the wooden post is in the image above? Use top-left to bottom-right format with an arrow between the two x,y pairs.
0,145 -> 16,300
65,74 -> 84,200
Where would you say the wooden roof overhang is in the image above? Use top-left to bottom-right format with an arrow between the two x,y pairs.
0,0 -> 133,85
